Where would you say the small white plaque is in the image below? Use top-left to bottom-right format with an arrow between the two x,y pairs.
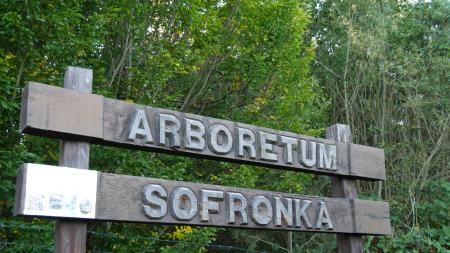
22,163 -> 98,219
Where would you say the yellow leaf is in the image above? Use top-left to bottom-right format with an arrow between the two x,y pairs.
170,225 -> 193,240
5,52 -> 16,60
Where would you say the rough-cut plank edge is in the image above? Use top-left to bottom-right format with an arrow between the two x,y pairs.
19,85 -> 29,133
13,164 -> 27,216
351,144 -> 386,180
353,199 -> 392,235
21,82 -> 104,139
12,214 -> 390,236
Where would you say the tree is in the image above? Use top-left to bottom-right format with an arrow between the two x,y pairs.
310,0 -> 449,251
0,1 -> 325,252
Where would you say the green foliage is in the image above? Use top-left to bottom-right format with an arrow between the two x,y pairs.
0,0 -> 325,252
0,218 -> 53,253
310,0 -> 450,251
366,181 -> 450,252
1,0 -> 447,251
161,227 -> 221,253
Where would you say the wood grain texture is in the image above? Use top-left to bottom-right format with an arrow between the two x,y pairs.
20,82 -> 386,181
55,66 -> 92,253
13,164 -> 27,216
14,164 -> 391,235
59,140 -> 89,169
351,144 -> 386,180
94,172 -> 390,235
353,199 -> 391,235
55,221 -> 87,253
63,67 -> 93,93
20,82 -> 103,140
326,124 -> 363,253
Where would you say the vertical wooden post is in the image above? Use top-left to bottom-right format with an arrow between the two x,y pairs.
326,124 -> 363,253
54,66 -> 93,253
287,231 -> 293,253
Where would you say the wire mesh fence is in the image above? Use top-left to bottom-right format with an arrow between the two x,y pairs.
0,220 -> 265,253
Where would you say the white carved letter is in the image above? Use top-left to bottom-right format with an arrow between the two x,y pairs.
249,196 -> 273,225
315,201 -> 334,230
200,189 -> 224,222
274,197 -> 293,227
170,187 -> 197,220
227,192 -> 248,224
318,143 -> 337,170
294,199 -> 312,228
184,118 -> 206,151
128,109 -> 153,143
237,128 -> 256,158
142,184 -> 167,219
208,124 -> 233,154
159,113 -> 181,147
260,131 -> 278,161
280,136 -> 297,164
300,140 -> 316,167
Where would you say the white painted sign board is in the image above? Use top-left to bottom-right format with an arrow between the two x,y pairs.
16,163 -> 98,219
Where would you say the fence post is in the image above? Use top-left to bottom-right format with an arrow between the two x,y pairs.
54,66 -> 93,253
326,124 -> 363,253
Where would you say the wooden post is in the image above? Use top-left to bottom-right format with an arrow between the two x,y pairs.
326,124 -> 363,253
54,66 -> 93,253
287,231 -> 293,253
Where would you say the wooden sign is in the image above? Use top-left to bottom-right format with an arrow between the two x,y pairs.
15,163 -> 391,235
20,82 -> 385,180
14,66 -> 391,253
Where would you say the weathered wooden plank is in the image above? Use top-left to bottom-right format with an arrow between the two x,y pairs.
15,163 -> 391,235
326,124 -> 363,253
20,82 -> 386,180
13,164 -> 27,217
353,199 -> 391,235
20,82 -> 103,140
55,66 -> 93,253
351,144 -> 386,180
96,172 -> 353,233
